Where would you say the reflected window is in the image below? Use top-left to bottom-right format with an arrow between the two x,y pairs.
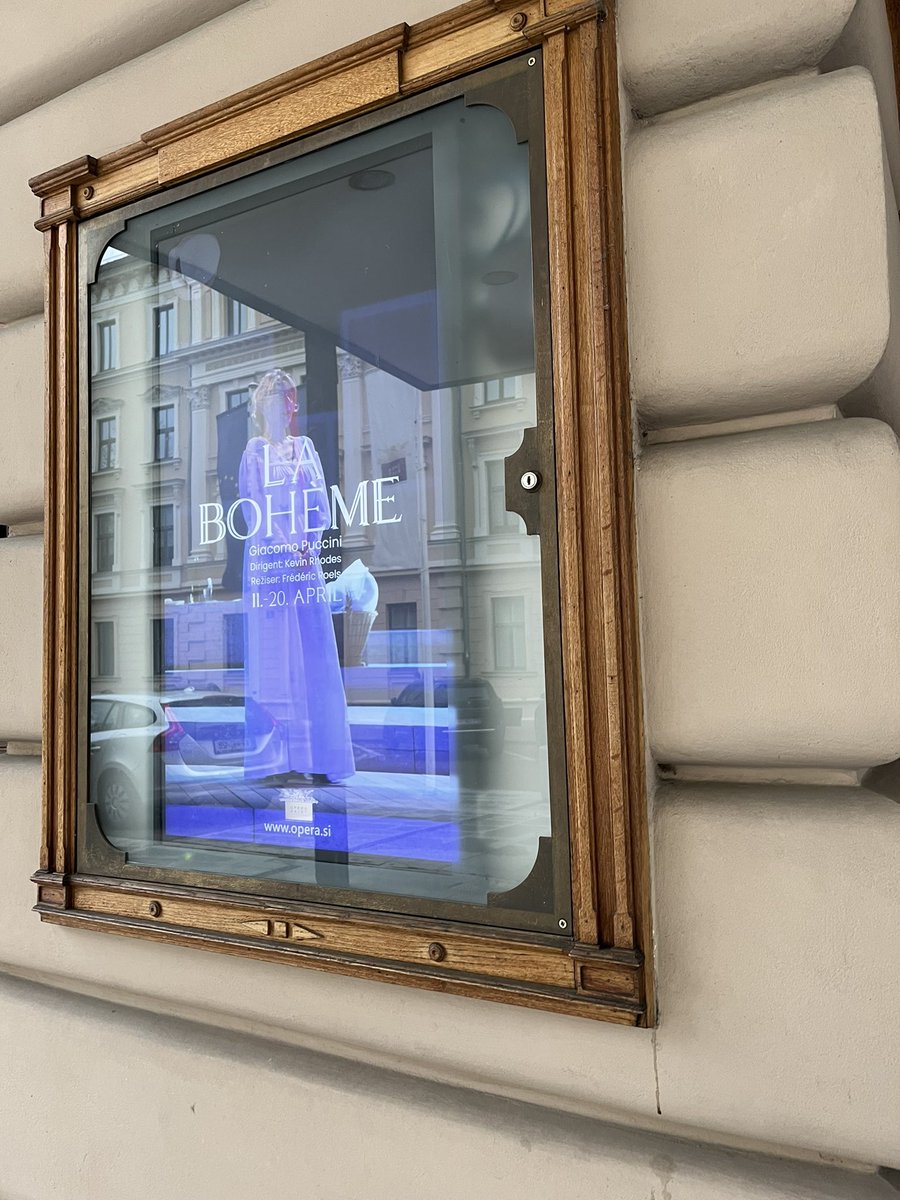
97,320 -> 117,372
223,612 -> 245,668
118,702 -> 156,729
152,405 -> 176,461
94,621 -> 115,678
95,513 -> 115,573
96,417 -> 117,471
153,304 -> 176,357
492,596 -> 526,671
151,503 -> 175,568
486,460 -> 517,534
381,456 -> 407,483
90,698 -> 115,733
226,299 -> 248,336
225,387 -> 251,409
485,376 -> 518,403
387,602 -> 418,664
152,617 -> 174,675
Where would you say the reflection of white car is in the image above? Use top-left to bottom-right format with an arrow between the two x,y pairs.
90,692 -> 281,836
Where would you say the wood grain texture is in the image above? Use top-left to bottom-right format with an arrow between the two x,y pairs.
29,1 -> 604,219
39,231 -> 55,874
38,908 -> 642,1023
32,873 -> 643,1022
596,6 -> 654,1018
543,34 -> 598,944
157,54 -> 401,183
41,219 -> 79,877
142,24 -> 408,146
403,1 -> 542,84
543,0 -> 589,12
35,878 -> 67,908
40,190 -> 76,220
888,0 -> 900,136
29,156 -> 97,198
402,1 -> 602,91
569,17 -> 634,951
70,882 -> 576,987
32,0 -> 651,1025
577,954 -> 643,1003
543,14 -> 649,971
79,156 -> 160,218
407,0 -> 596,46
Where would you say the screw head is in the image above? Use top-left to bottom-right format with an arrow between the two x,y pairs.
148,901 -> 162,918
558,918 -> 568,930
428,941 -> 446,962
527,56 -> 536,66
81,185 -> 94,200
509,11 -> 527,31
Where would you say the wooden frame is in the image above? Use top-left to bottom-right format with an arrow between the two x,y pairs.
30,0 -> 652,1025
888,0 -> 900,150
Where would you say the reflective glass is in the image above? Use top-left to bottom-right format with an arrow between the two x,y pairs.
85,63 -> 569,932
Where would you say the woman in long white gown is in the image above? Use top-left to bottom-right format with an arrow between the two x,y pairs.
239,369 -> 354,783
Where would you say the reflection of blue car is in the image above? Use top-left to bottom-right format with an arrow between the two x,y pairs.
393,679 -> 506,749
346,677 -> 505,775
349,702 -> 452,775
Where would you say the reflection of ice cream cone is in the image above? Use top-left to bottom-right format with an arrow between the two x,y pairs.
282,789 -> 316,821
343,609 -> 377,666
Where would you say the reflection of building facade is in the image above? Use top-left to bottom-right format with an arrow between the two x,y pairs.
90,253 -> 544,733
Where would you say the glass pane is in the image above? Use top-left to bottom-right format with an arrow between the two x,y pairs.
85,62 -> 568,933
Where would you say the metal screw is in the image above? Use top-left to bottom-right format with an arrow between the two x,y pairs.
81,185 -> 94,200
558,918 -> 568,930
428,941 -> 446,962
527,56 -> 536,66
148,901 -> 162,918
520,470 -> 540,492
509,11 -> 527,31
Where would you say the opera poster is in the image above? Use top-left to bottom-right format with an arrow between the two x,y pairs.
153,368 -> 462,866
87,78 -> 556,916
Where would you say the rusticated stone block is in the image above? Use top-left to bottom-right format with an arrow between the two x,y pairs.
637,418 -> 900,768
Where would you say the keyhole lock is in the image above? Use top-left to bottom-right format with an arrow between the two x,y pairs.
520,470 -> 541,492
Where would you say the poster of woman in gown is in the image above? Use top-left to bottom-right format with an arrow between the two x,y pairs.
239,368 -> 355,784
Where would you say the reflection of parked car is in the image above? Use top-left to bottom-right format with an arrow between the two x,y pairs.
391,677 -> 506,755
90,692 -> 280,835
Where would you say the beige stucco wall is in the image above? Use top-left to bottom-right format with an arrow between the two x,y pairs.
618,0 -> 856,116
638,419 -> 900,767
1,1 -> 898,1197
625,68 -> 893,428
0,317 -> 43,522
0,964 -> 892,1200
